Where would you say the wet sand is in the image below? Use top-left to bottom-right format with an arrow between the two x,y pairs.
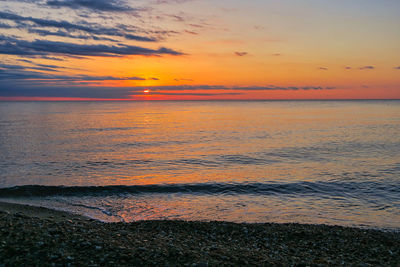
0,201 -> 87,222
0,201 -> 399,266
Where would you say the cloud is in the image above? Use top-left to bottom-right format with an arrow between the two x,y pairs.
130,85 -> 335,91
46,0 -> 134,12
0,84 -> 240,99
359,66 -> 375,70
17,59 -> 35,64
0,62 -> 64,72
184,30 -> 198,35
0,35 -> 183,57
28,55 -> 65,61
0,82 -> 336,99
0,22 -> 13,29
26,28 -> 117,42
188,24 -> 204,28
394,66 -> 400,70
235,52 -> 248,57
229,86 -> 334,91
0,73 -> 145,83
168,14 -> 186,22
0,11 -> 157,42
29,28 -> 156,42
0,0 -> 190,94
0,64 -> 150,82
124,34 -> 157,42
318,67 -> 328,71
0,85 -> 137,98
344,66 -> 352,70
35,63 -> 65,69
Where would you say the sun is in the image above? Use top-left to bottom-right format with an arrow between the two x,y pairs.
143,89 -> 150,93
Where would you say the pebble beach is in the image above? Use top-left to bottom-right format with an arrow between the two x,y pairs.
1,202 -> 399,266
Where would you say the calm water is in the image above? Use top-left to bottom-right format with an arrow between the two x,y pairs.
0,101 -> 399,229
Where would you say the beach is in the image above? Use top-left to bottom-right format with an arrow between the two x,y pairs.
1,202 -> 399,266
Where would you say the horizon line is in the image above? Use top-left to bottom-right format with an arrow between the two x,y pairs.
1,99 -> 399,102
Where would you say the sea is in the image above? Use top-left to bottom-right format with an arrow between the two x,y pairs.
0,100 -> 399,230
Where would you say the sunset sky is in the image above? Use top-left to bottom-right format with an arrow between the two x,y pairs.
0,0 -> 399,100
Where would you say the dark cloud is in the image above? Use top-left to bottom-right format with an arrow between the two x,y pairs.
0,64 -> 148,82
17,59 -> 34,64
30,55 -> 65,61
0,63 -> 26,70
26,28 -> 117,42
0,68 -> 56,80
344,66 -> 352,70
123,34 -> 157,42
0,22 -> 13,29
0,11 -> 92,31
319,67 -> 328,71
0,85 -> 136,98
0,35 -> 183,57
46,0 -> 133,12
0,82 -> 335,99
235,52 -> 248,57
0,84 -> 240,99
0,11 -> 157,42
0,1 -> 186,92
0,0 -> 46,2
359,66 -> 375,70
394,66 -> 400,70
0,63 -> 63,72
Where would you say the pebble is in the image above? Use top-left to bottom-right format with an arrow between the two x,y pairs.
0,210 -> 399,266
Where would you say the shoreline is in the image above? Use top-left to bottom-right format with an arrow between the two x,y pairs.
1,201 -> 399,265
1,199 -> 398,232
0,201 -> 89,222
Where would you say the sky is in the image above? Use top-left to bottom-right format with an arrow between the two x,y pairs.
0,0 -> 399,100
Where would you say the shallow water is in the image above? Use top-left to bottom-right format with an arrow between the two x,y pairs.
0,100 -> 399,229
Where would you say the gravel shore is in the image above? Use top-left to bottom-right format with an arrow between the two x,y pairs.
0,202 -> 399,266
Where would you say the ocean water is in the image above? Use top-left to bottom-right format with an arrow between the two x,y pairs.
0,100 -> 399,230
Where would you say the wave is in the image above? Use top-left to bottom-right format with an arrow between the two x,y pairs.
0,181 -> 398,199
